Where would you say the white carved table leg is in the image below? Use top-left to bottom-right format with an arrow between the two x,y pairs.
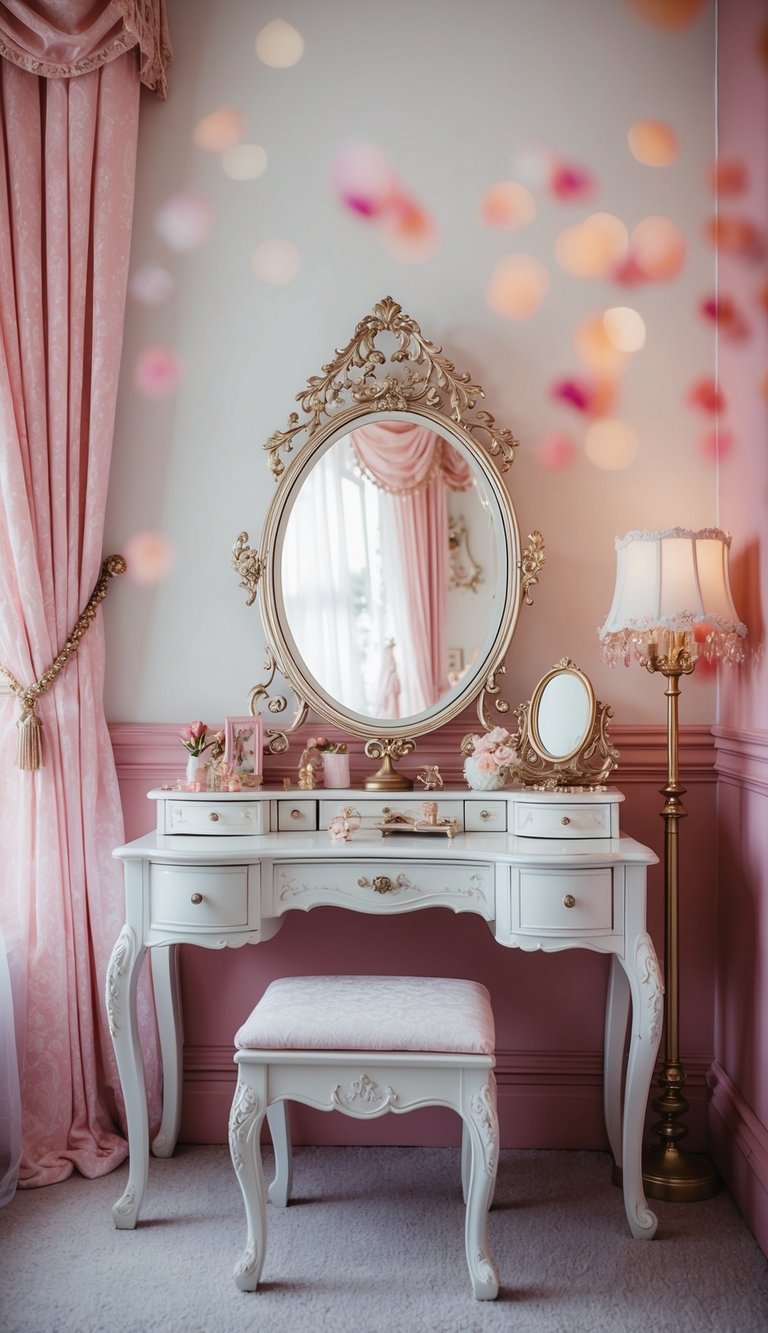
150,944 -> 183,1158
266,1100 -> 293,1206
106,924 -> 149,1229
461,1073 -> 500,1300
460,1121 -> 471,1204
619,931 -> 664,1240
604,953 -> 630,1170
229,1072 -> 269,1291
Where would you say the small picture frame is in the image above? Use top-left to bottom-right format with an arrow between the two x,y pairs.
224,716 -> 263,778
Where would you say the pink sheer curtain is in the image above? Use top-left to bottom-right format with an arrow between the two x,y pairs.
351,421 -> 473,714
0,2 -> 168,1197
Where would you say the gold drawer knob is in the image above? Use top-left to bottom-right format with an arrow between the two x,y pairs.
561,816 -> 571,826
480,809 -> 491,821
208,811 -> 219,822
290,808 -> 303,820
190,893 -> 203,905
563,894 -> 576,909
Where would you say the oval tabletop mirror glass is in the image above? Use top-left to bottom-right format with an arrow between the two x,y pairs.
533,668 -> 595,760
276,416 -> 503,729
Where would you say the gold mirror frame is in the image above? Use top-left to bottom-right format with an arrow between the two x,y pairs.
232,296 -> 545,788
509,657 -> 619,791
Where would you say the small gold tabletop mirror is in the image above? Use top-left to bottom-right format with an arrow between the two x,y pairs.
232,297 -> 546,789
510,657 -> 619,791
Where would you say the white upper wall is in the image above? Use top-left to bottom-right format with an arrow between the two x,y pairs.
104,0 -> 719,726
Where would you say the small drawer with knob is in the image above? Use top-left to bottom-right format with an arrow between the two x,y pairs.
163,798 -> 269,837
511,798 -> 616,840
464,800 -> 507,832
277,801 -> 318,832
516,868 -> 614,934
149,864 -> 253,930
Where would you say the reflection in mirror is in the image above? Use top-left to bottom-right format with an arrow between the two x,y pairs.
280,420 -> 498,722
535,671 -> 593,759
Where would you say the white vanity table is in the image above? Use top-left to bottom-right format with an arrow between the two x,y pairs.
107,300 -> 663,1248
107,784 -> 662,1241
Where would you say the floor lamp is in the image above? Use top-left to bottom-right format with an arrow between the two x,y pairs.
599,527 -> 746,1201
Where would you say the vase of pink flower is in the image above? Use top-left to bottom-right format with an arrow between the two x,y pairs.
179,721 -> 222,785
463,727 -> 517,791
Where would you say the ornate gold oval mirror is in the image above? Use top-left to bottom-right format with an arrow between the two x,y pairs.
510,657 -> 619,791
232,297 -> 545,789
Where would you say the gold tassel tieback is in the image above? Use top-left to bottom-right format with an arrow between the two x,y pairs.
17,697 -> 43,771
0,554 -> 126,771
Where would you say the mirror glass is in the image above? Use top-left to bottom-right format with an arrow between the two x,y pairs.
276,416 -> 506,728
534,671 -> 594,760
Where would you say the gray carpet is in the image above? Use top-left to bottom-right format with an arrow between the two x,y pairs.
1,1145 -> 767,1333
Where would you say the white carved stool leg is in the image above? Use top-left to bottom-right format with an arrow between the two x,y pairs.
620,933 -> 664,1240
266,1100 -> 293,1206
150,944 -> 184,1158
106,925 -> 149,1229
229,1070 -> 269,1291
460,1071 -> 500,1300
604,953 -> 630,1170
460,1120 -> 471,1204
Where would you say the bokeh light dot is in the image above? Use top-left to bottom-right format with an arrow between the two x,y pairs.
627,120 -> 679,166
251,239 -> 301,285
630,215 -> 686,279
124,531 -> 174,586
129,264 -> 173,306
575,313 -> 631,376
698,429 -> 734,464
481,181 -> 536,229
603,306 -> 646,352
222,144 -> 268,180
255,19 -> 304,67
330,142 -> 397,218
628,0 -> 706,28
556,213 -> 627,278
537,431 -> 577,471
154,194 -> 214,252
192,108 -> 243,153
584,418 -> 639,470
134,345 -> 183,399
486,254 -> 549,319
380,196 -> 439,263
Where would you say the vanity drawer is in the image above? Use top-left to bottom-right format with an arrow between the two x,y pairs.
273,859 -> 494,918
512,801 -> 613,840
149,864 -> 252,930
163,799 -> 268,836
516,868 -> 613,933
464,800 -> 507,832
319,799 -> 464,831
277,801 -> 318,832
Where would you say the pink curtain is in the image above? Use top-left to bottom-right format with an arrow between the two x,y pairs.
352,421 -> 473,714
0,2 -> 168,1196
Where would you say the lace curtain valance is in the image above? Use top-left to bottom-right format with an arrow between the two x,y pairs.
0,0 -> 171,96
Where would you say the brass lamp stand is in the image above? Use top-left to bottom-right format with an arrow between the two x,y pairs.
642,632 -> 718,1201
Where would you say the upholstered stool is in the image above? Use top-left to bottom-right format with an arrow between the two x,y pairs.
228,974 -> 500,1300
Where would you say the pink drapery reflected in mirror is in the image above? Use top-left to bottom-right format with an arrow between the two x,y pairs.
351,421 -> 474,717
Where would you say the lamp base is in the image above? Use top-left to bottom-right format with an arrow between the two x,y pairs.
613,1146 -> 719,1202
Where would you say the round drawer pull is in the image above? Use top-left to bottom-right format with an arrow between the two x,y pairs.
208,812 -> 220,822
480,809 -> 491,821
190,893 -> 203,905
563,894 -> 576,909
290,808 -> 303,820
561,816 -> 571,826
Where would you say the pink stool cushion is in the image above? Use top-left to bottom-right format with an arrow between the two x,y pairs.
235,975 -> 495,1056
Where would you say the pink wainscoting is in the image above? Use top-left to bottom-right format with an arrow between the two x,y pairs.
110,719 -> 719,1152
711,728 -> 768,1257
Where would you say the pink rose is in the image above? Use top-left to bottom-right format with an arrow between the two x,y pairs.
494,745 -> 514,765
190,721 -> 207,739
474,751 -> 497,775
